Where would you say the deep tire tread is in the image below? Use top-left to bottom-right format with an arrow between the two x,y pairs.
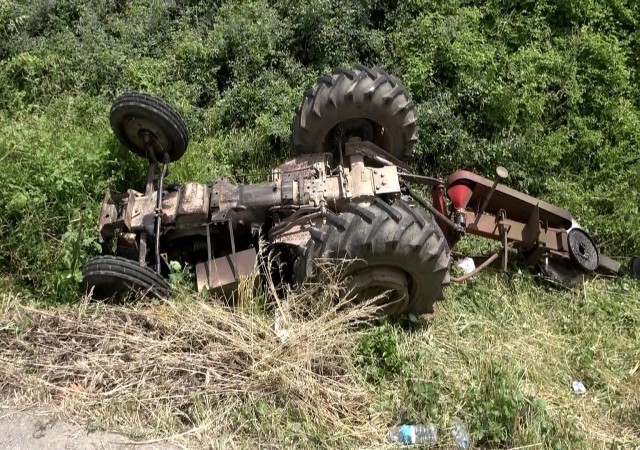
291,66 -> 418,163
373,197 -> 402,222
346,202 -> 377,224
296,200 -> 451,315
82,255 -> 171,300
83,255 -> 170,289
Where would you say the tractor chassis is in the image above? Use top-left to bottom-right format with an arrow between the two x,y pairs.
84,69 -> 638,309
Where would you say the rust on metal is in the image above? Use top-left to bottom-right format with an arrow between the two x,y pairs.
195,247 -> 257,292
447,170 -> 573,230
176,182 -> 209,224
465,211 -> 569,253
98,190 -> 123,241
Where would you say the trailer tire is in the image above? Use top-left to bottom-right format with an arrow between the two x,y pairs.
290,65 -> 418,164
295,198 -> 450,316
81,255 -> 171,301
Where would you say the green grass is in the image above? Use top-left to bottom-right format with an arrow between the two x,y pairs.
1,270 -> 638,449
365,272 -> 640,449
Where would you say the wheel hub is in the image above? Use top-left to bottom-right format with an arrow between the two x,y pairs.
345,267 -> 409,315
123,117 -> 171,159
568,228 -> 599,272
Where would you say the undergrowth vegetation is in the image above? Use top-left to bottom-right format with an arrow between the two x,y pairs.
0,0 -> 639,448
0,275 -> 383,448
1,0 -> 639,296
1,270 -> 638,449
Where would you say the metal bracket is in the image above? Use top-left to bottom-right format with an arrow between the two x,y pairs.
402,183 -> 465,236
344,140 -> 413,172
473,166 -> 509,226
398,172 -> 444,187
228,220 -> 238,279
497,209 -> 510,272
522,203 -> 542,248
206,222 -> 214,283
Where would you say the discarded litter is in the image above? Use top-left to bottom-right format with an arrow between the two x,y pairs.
274,300 -> 290,343
451,417 -> 470,449
572,380 -> 587,395
456,257 -> 476,275
387,423 -> 438,445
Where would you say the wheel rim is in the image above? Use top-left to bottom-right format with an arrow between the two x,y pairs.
345,267 -> 409,315
122,116 -> 172,159
110,92 -> 189,162
323,119 -> 393,163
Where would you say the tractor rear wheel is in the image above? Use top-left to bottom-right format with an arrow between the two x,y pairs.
81,255 -> 171,301
295,198 -> 450,316
290,65 -> 418,165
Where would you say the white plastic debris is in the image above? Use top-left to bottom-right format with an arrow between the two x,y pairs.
456,257 -> 476,275
275,327 -> 290,343
274,300 -> 290,343
572,380 -> 587,395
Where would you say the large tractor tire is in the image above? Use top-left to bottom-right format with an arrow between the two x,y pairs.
81,255 -> 171,301
290,65 -> 418,164
295,198 -> 450,316
110,92 -> 189,163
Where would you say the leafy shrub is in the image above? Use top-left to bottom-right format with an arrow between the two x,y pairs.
0,0 -> 639,298
354,323 -> 407,383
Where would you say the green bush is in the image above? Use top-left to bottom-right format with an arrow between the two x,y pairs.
1,0 -> 639,298
354,323 -> 407,383
0,98 -> 142,300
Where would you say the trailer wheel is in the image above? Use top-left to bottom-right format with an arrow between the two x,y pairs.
295,198 -> 450,316
81,255 -> 171,301
291,65 -> 418,165
110,92 -> 189,163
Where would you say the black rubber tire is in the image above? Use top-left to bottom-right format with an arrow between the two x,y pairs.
290,65 -> 418,164
81,255 -> 171,301
295,198 -> 450,316
110,92 -> 189,162
627,256 -> 640,277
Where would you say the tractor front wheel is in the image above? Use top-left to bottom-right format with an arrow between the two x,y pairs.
81,255 -> 171,301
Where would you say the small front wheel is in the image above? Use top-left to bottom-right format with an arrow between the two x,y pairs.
110,92 -> 189,163
81,255 -> 171,301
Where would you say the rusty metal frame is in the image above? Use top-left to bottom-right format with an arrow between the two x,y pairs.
98,131 -> 635,297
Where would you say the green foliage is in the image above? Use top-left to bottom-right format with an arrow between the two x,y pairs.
355,323 -> 407,383
373,274 -> 639,448
0,1 -> 639,296
0,100 -> 134,300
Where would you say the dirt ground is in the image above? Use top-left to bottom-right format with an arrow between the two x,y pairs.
0,407 -> 180,450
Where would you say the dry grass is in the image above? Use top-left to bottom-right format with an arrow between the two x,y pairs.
0,263 -> 638,449
0,272 -> 385,449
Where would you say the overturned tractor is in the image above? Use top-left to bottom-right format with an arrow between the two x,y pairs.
83,65 -> 639,314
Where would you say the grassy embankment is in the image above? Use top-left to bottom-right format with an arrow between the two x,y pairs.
1,260 -> 638,449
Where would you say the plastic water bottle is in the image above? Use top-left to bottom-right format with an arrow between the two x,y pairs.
387,424 -> 438,445
451,417 -> 470,449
